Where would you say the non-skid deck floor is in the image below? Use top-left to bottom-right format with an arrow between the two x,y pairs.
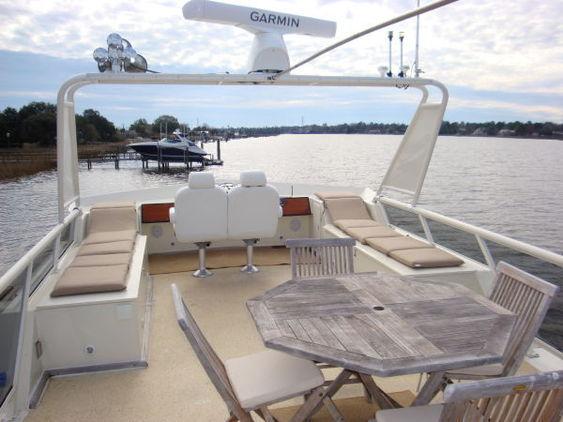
25,258 -> 538,422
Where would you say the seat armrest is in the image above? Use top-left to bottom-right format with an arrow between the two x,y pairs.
278,205 -> 283,218
169,207 -> 176,226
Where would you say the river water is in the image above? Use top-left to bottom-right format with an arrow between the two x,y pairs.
1,134 -> 562,347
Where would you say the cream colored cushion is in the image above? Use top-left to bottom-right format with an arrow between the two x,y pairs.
78,241 -> 134,256
315,191 -> 359,201
325,198 -> 371,221
225,350 -> 324,410
376,404 -> 443,422
390,248 -> 464,268
88,206 -> 137,233
51,264 -> 128,297
83,230 -> 137,245
344,226 -> 398,244
447,363 -> 504,377
90,201 -> 135,209
366,236 -> 433,255
71,253 -> 131,267
334,219 -> 380,230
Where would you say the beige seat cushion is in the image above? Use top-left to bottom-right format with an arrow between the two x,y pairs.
314,191 -> 359,201
447,363 -> 504,377
88,206 -> 137,233
90,201 -> 136,209
71,253 -> 132,267
334,219 -> 380,230
344,226 -> 398,244
78,241 -> 134,256
83,230 -> 137,245
366,236 -> 433,255
51,264 -> 129,297
376,403 -> 443,422
390,248 -> 464,268
325,198 -> 371,221
225,349 -> 324,410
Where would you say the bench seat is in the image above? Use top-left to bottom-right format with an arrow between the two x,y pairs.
83,229 -> 137,245
390,248 -> 464,268
334,219 -> 380,230
71,253 -> 132,267
78,240 -> 135,256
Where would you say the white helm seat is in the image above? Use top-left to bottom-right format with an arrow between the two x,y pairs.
170,172 -> 228,278
228,171 -> 282,273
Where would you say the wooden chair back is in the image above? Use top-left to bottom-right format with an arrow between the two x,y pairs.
171,284 -> 252,422
285,237 -> 355,280
440,370 -> 563,421
489,262 -> 559,376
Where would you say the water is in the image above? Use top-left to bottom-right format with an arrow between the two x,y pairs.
1,135 -> 562,347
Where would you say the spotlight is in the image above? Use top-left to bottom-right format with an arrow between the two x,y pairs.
93,33 -> 149,73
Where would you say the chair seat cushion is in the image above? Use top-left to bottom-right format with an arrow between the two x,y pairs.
366,236 -> 433,255
83,230 -> 137,245
334,219 -> 380,230
78,241 -> 135,256
225,350 -> 324,410
344,226 -> 398,244
71,253 -> 132,267
51,264 -> 129,297
325,198 -> 372,221
91,201 -> 135,209
389,248 -> 464,268
314,191 -> 359,201
446,363 -> 504,377
376,404 -> 443,422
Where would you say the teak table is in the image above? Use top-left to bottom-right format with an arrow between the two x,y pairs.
247,272 -> 515,414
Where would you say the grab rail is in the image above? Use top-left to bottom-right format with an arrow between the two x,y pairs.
0,209 -> 80,296
376,196 -> 563,271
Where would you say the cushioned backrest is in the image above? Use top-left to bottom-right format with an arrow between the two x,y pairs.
240,170 -> 267,187
189,172 -> 215,189
173,183 -> 228,243
324,198 -> 371,221
228,180 -> 281,240
88,206 -> 137,234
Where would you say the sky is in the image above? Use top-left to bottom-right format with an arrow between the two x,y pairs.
0,0 -> 561,128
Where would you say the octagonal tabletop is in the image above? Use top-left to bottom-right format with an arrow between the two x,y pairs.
247,272 -> 515,377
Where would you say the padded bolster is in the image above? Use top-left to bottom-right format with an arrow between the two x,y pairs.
82,230 -> 137,245
389,248 -> 464,268
334,219 -> 380,230
365,236 -> 433,255
188,172 -> 215,189
78,240 -> 135,256
240,170 -> 267,187
71,253 -> 132,267
344,226 -> 398,244
51,264 -> 129,297
90,201 -> 135,209
314,191 -> 359,201
325,198 -> 371,221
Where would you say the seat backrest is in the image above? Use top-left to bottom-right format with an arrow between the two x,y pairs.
171,284 -> 252,422
440,370 -> 563,421
172,172 -> 228,243
285,237 -> 355,280
324,197 -> 371,222
88,202 -> 137,234
489,261 -> 559,376
228,171 -> 281,240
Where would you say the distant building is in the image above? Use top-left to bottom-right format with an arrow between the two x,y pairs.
472,127 -> 487,136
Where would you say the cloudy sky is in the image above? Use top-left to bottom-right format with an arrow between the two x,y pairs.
0,0 -> 561,128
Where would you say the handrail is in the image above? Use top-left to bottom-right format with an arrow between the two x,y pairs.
377,195 -> 563,268
0,209 -> 80,294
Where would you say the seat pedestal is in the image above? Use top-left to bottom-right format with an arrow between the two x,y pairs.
193,242 -> 212,278
241,239 -> 259,273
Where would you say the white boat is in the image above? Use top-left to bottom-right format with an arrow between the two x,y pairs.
1,1 -> 562,421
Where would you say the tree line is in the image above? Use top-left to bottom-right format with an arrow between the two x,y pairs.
1,101 -> 561,148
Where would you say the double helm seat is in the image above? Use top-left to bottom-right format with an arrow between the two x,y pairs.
170,171 -> 281,277
228,171 -> 283,273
